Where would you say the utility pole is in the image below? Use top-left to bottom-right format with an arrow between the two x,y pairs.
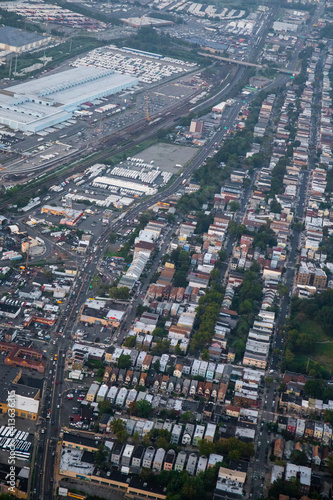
8,57 -> 12,78
14,55 -> 18,77
145,95 -> 150,122
25,242 -> 31,269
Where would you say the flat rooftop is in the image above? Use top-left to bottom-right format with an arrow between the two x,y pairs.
0,26 -> 46,47
0,67 -> 138,132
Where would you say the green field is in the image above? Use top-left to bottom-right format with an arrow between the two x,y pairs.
291,318 -> 333,374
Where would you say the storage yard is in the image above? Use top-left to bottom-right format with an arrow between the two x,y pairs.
0,1 -> 106,31
28,142 -> 195,222
151,0 -> 245,20
72,46 -> 197,84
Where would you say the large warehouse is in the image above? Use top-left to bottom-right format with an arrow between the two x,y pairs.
0,26 -> 51,53
0,67 -> 138,132
93,176 -> 158,196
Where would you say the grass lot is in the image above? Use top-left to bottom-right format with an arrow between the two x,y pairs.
293,318 -> 333,374
90,274 -> 102,290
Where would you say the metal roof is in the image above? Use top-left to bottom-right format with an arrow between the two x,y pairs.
0,26 -> 45,47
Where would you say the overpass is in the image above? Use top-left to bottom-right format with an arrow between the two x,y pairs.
198,50 -> 301,76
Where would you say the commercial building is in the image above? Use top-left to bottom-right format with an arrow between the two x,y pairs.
273,21 -> 298,31
212,101 -> 227,114
215,466 -> 247,496
0,300 -> 21,319
80,299 -> 127,328
62,433 -> 100,453
0,342 -> 45,373
0,366 -> 40,420
0,67 -> 138,132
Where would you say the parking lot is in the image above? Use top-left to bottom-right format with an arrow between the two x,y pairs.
134,143 -> 198,172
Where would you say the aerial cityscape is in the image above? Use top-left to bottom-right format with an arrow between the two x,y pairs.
0,0 -> 332,499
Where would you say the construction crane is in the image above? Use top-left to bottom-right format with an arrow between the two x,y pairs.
145,95 -> 150,122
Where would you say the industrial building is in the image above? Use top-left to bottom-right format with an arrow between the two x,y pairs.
0,67 -> 138,132
121,17 -> 173,28
41,205 -> 83,226
0,26 -> 51,53
189,120 -> 204,135
93,176 -> 158,196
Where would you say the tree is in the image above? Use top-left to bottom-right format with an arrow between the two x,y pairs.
117,354 -> 131,370
277,283 -> 289,297
153,359 -> 160,372
325,410 -> 333,425
129,400 -> 153,418
228,449 -> 241,461
140,467 -> 153,482
94,444 -> 108,466
150,271 -> 160,283
285,349 -> 295,364
327,453 -> 333,476
109,286 -> 130,300
229,201 -> 240,212
132,431 -> 140,445
290,449 -> 308,466
111,418 -> 126,434
270,199 -> 282,214
181,411 -> 193,423
173,270 -> 188,288
116,429 -> 129,443
239,299 -> 253,314
98,400 -> 113,416
136,304 -> 150,316
152,339 -> 170,356
142,434 -> 151,448
162,253 -> 170,265
198,439 -> 214,457
153,327 -> 166,338
157,436 -> 170,450
201,349 -> 209,361
304,379 -> 327,399
124,335 -> 136,348
268,477 -> 300,499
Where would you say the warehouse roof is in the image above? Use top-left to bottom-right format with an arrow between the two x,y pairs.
0,26 -> 46,47
0,67 -> 138,132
